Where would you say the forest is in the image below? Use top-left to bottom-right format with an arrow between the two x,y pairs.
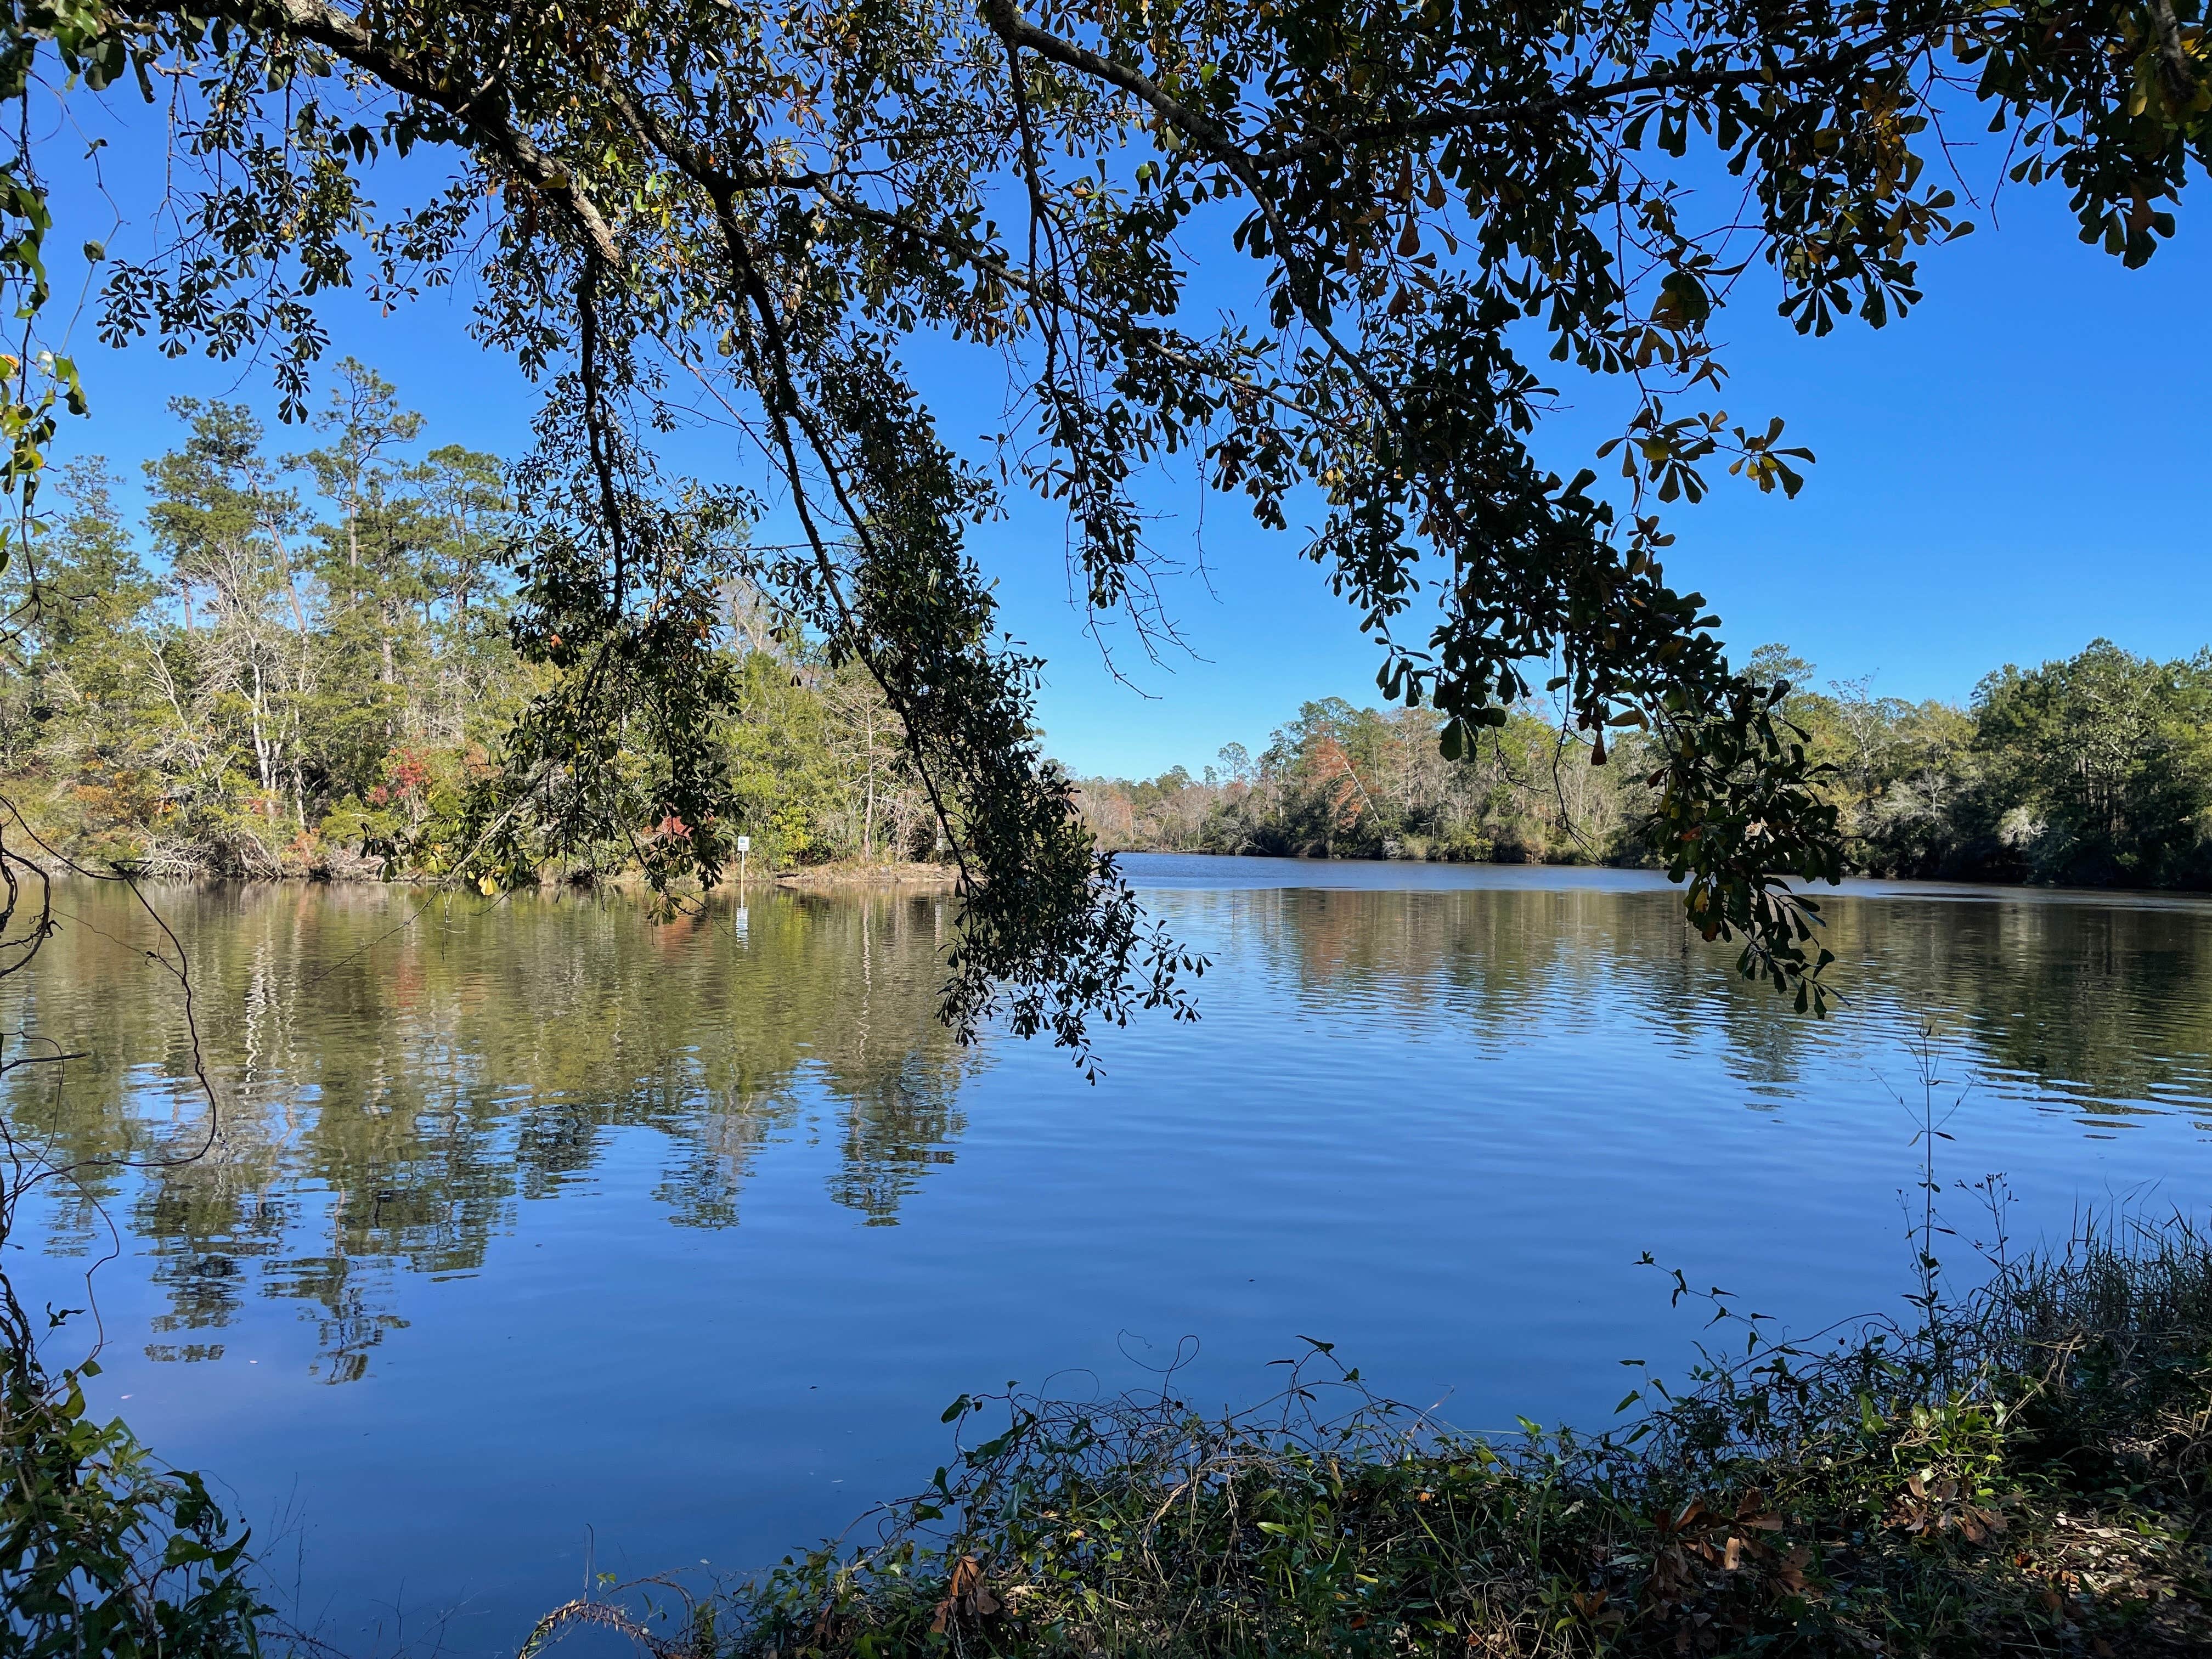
0,366 -> 936,881
6,376 -> 2208,895
1076,641 -> 2212,890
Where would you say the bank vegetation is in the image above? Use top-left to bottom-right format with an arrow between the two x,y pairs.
546,1214 -> 2212,1658
1076,640 -> 2212,890
8,383 -> 2210,898
0,370 -> 940,885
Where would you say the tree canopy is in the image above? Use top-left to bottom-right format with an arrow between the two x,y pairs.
1076,641 -> 2212,888
1,383 -> 956,879
1,0 -> 2206,1052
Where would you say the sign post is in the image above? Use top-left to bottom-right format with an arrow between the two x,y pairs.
733,834 -> 752,938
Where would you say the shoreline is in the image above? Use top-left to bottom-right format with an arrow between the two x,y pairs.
37,859 -> 963,892
760,860 -> 958,890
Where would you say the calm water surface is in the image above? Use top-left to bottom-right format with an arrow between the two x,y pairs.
9,857 -> 2212,1651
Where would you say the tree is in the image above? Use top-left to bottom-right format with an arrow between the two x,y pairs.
1971,640 -> 2212,885
0,461 -> 161,840
0,385 -> 1086,882
2,0 -> 2207,1049
143,401 -> 319,842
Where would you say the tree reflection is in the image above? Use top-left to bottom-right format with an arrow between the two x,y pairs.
11,876 -> 2210,1383
1232,882 -> 2212,1112
8,881 -> 975,1376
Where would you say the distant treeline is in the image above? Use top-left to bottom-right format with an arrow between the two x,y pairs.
1076,641 -> 2212,890
10,374 -> 2208,894
0,364 -> 934,878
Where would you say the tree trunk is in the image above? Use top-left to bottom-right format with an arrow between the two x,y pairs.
380,600 -> 397,737
863,706 -> 877,859
249,658 -> 279,817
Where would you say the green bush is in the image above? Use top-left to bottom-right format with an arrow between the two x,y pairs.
1,1353 -> 268,1658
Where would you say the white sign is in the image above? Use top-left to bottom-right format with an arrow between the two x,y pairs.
736,835 -> 751,853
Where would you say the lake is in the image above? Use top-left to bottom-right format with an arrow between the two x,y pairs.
8,857 -> 2212,1653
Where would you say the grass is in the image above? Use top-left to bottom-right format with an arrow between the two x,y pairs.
532,1214 -> 2212,1659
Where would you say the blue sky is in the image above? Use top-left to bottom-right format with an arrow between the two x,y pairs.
41,110 -> 2210,781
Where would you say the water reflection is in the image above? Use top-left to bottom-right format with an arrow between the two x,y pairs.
13,882 -> 974,1380
11,870 -> 2212,1384
1195,881 -> 2212,1116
